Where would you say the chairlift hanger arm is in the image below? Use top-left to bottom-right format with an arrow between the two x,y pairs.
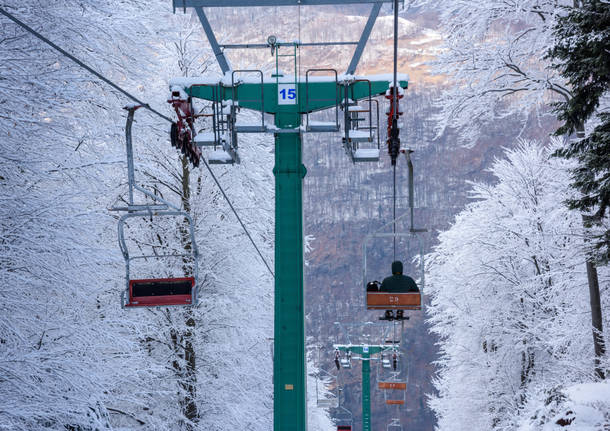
117,108 -> 200,308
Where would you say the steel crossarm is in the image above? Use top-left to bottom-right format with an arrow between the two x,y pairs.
174,75 -> 408,113
174,0 -> 396,75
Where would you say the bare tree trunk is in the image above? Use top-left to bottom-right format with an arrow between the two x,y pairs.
575,123 -> 606,379
169,316 -> 198,430
585,256 -> 606,379
181,155 -> 198,426
183,314 -> 197,420
167,155 -> 198,429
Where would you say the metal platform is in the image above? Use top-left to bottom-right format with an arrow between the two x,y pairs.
193,132 -> 218,147
345,129 -> 373,142
353,148 -> 380,162
208,149 -> 235,164
234,124 -> 267,133
306,121 -> 340,133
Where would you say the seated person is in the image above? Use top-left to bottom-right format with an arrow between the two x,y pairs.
380,261 -> 419,293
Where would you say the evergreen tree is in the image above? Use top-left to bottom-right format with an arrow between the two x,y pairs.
549,0 -> 610,262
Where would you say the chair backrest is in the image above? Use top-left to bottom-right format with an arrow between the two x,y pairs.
126,277 -> 195,307
378,382 -> 406,390
366,292 -> 421,310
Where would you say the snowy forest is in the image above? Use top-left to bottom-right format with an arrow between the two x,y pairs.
0,1 -> 609,431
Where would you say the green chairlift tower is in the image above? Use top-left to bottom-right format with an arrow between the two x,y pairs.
334,343 -> 401,431
333,322 -> 405,431
169,1 -> 408,429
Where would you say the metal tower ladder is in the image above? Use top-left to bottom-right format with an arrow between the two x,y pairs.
341,78 -> 380,162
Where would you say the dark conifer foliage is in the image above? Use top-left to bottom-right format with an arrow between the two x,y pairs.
549,0 -> 610,262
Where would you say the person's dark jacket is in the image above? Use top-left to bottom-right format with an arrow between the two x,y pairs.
380,261 -> 419,293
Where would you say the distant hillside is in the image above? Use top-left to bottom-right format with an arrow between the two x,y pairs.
204,5 -> 443,84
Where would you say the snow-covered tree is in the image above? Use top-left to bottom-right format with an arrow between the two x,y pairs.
517,380 -> 610,429
414,0 -> 607,390
426,140 -> 610,430
0,1 -> 170,428
413,0 -> 571,146
0,1 -> 284,429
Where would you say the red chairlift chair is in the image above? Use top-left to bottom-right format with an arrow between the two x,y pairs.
118,209 -> 199,308
115,105 -> 199,308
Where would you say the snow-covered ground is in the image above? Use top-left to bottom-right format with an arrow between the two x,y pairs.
518,382 -> 610,430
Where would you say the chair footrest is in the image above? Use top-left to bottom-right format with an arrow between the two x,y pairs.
345,130 -> 374,142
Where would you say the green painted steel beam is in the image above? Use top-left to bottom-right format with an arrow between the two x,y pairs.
334,344 -> 393,355
176,64 -> 406,431
185,78 -> 408,113
362,351 -> 371,431
273,111 -> 307,430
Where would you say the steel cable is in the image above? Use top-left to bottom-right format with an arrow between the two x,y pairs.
392,0 -> 399,260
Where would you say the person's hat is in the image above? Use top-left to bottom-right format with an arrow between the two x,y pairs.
392,260 -> 403,274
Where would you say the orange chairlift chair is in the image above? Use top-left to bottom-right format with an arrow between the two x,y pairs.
364,150 -> 426,314
363,215 -> 425,313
